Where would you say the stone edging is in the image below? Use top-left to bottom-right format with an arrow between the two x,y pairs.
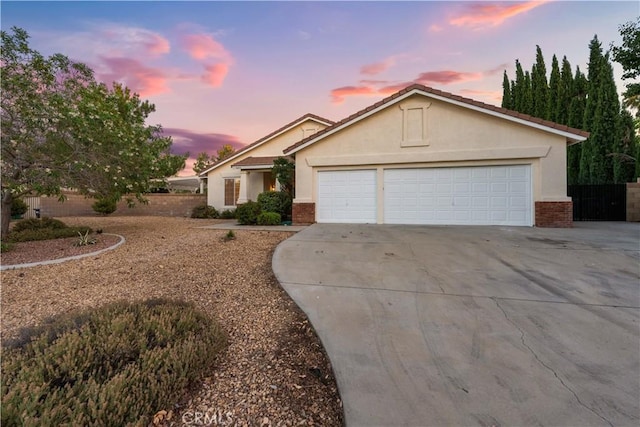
0,233 -> 126,271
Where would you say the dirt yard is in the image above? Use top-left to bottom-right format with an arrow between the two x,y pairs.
1,216 -> 343,426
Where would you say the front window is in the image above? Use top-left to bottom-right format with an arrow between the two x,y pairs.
224,178 -> 240,206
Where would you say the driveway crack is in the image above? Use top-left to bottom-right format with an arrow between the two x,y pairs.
492,298 -> 614,427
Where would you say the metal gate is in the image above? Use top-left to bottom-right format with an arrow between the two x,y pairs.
568,184 -> 626,221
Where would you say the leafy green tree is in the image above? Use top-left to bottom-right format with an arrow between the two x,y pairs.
611,18 -> 640,114
612,109 -> 637,182
193,152 -> 213,174
216,144 -> 235,161
523,71 -> 533,115
513,60 -> 527,112
272,157 -> 295,198
0,27 -> 185,238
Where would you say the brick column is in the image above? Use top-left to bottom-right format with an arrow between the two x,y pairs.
535,201 -> 573,228
292,202 -> 315,225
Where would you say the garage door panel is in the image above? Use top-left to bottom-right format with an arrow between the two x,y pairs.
317,170 -> 376,223
384,165 -> 532,226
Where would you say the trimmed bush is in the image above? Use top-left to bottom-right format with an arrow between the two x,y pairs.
257,191 -> 292,220
219,209 -> 236,219
92,198 -> 117,215
257,211 -> 281,225
9,217 -> 92,243
191,204 -> 219,219
10,198 -> 28,217
12,217 -> 67,232
236,200 -> 262,225
1,299 -> 226,427
8,227 -> 92,243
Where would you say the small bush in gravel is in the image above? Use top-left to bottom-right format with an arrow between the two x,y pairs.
256,211 -> 281,225
223,230 -> 236,241
236,200 -> 262,225
91,197 -> 117,215
1,241 -> 13,253
1,299 -> 226,427
257,191 -> 291,220
219,209 -> 236,219
191,204 -> 219,219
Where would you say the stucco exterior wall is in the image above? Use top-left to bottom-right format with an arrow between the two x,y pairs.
206,119 -> 328,209
294,94 -> 571,223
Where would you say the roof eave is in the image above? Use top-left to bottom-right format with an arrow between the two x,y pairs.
284,86 -> 590,155
199,114 -> 333,176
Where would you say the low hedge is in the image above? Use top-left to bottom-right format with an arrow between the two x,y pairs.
8,217 -> 92,243
1,299 -> 226,427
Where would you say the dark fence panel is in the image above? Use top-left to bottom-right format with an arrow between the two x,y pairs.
568,184 -> 627,221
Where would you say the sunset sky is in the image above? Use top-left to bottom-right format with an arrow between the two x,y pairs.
2,1 -> 637,175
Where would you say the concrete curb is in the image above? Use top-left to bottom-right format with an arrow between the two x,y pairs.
0,233 -> 126,271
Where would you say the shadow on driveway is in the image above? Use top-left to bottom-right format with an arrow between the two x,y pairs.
273,222 -> 640,427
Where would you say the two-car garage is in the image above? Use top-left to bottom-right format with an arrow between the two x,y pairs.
317,165 -> 532,226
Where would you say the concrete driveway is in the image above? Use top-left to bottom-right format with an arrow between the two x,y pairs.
272,222 -> 640,427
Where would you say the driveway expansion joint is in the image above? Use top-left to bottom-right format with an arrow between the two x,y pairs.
492,297 -> 615,427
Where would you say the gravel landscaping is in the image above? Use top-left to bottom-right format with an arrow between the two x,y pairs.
0,216 -> 343,426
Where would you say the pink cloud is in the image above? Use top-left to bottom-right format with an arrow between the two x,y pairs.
361,57 -> 396,76
145,33 -> 170,56
429,24 -> 444,33
201,63 -> 230,88
331,86 -> 378,104
98,56 -> 169,97
415,70 -> 483,85
449,1 -> 549,30
181,34 -> 231,60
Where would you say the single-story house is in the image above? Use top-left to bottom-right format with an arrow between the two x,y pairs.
201,84 -> 589,227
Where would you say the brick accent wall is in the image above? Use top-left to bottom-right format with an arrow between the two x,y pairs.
535,201 -> 573,228
292,202 -> 315,225
40,193 -> 206,218
627,182 -> 640,222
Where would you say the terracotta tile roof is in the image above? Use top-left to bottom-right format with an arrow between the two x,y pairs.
231,156 -> 292,168
198,113 -> 333,176
283,84 -> 590,154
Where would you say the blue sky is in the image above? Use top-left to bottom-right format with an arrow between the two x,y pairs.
2,1 -> 637,174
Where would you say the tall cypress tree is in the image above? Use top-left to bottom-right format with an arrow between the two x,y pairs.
501,71 -> 512,109
547,55 -> 561,122
567,67 -> 587,185
531,45 -> 549,119
579,36 -> 604,184
614,109 -> 637,183
513,60 -> 526,112
523,71 -> 533,115
587,53 -> 620,184
556,56 -> 574,126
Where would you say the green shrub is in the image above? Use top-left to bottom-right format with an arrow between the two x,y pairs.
257,191 -> 292,220
8,226 -> 93,243
1,241 -> 13,253
224,230 -> 236,241
1,299 -> 226,427
257,211 -> 281,225
235,200 -> 262,225
219,209 -> 236,219
190,204 -> 219,219
92,197 -> 117,215
10,198 -> 28,217
12,217 -> 67,232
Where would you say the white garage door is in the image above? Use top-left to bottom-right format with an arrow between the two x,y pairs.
384,165 -> 532,226
317,170 -> 377,223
